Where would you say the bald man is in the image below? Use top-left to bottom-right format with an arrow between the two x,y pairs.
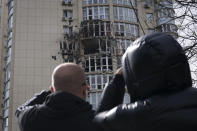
16,63 -> 96,131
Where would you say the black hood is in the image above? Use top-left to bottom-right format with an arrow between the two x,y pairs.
122,32 -> 192,102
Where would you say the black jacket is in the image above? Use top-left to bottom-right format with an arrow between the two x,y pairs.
94,33 -> 197,131
16,91 -> 95,131
95,75 -> 197,131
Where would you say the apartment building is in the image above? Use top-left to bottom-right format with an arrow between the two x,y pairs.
0,0 -> 177,131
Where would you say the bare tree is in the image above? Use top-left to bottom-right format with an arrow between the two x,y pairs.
172,0 -> 197,86
140,0 -> 197,86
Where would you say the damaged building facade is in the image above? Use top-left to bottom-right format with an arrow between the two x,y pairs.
59,0 -> 177,109
0,0 -> 177,130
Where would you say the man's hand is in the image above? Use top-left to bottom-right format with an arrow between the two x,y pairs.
115,67 -> 123,75
96,67 -> 125,113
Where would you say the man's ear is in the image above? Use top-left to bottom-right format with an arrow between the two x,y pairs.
82,85 -> 90,100
50,86 -> 55,93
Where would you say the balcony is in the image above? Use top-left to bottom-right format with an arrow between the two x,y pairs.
80,20 -> 111,39
62,0 -> 72,6
156,23 -> 178,36
62,17 -> 73,22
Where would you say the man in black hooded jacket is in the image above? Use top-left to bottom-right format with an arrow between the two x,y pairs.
15,63 -> 95,131
94,33 -> 197,131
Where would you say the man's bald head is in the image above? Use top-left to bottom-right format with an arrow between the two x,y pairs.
51,63 -> 87,99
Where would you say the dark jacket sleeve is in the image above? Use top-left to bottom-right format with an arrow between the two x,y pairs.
15,90 -> 51,117
96,74 -> 125,113
15,90 -> 51,130
95,74 -> 152,131
94,100 -> 151,131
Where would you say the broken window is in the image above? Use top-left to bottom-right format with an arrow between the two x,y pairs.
108,57 -> 112,70
85,59 -> 89,72
101,22 -> 105,36
83,24 -> 88,37
100,40 -> 106,52
120,24 -> 124,36
117,39 -> 133,53
88,7 -> 93,20
97,75 -> 102,89
117,56 -> 122,68
63,26 -> 72,35
95,21 -> 100,36
89,22 -> 94,37
81,20 -> 111,38
83,8 -> 87,20
96,58 -> 101,71
106,22 -> 111,36
90,57 -> 95,71
84,55 -> 113,72
87,74 -> 113,90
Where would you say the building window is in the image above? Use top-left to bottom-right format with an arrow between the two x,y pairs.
84,55 -> 113,72
116,39 -> 133,53
83,6 -> 109,20
117,56 -> 122,68
83,0 -> 108,6
157,8 -> 175,25
88,88 -> 130,110
63,0 -> 72,4
113,7 -> 137,22
146,13 -> 153,21
88,92 -> 102,109
87,74 -> 113,89
114,23 -> 138,37
81,20 -> 111,38
63,10 -> 73,19
158,24 -> 177,33
113,0 -> 136,7
63,26 -> 72,35
144,0 -> 152,7
157,8 -> 174,19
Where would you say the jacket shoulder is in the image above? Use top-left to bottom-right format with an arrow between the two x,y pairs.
18,105 -> 43,131
94,100 -> 153,131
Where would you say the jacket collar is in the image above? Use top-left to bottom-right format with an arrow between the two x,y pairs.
44,91 -> 92,112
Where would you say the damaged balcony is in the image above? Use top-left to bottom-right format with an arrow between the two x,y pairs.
80,20 -> 116,55
84,55 -> 113,73
81,20 -> 111,39
59,32 -> 81,63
